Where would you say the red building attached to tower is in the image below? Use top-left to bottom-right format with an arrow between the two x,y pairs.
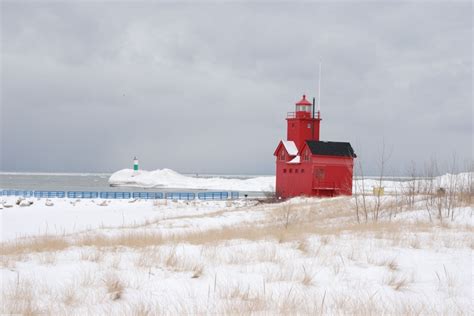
273,95 -> 356,198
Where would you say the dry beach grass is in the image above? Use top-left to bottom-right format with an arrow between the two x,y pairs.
0,190 -> 473,315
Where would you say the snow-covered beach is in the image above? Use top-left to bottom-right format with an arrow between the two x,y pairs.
1,172 -> 473,314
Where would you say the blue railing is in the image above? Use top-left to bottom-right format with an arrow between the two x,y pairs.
132,192 -> 164,199
165,192 -> 195,200
2,190 -> 34,197
99,192 -> 131,199
1,189 -> 241,200
198,192 -> 229,200
67,191 -> 99,199
34,191 -> 66,198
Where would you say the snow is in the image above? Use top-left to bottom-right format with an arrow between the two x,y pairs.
1,175 -> 473,314
108,168 -> 274,191
288,155 -> 301,164
0,197 -> 251,242
282,140 -> 298,156
354,172 -> 473,194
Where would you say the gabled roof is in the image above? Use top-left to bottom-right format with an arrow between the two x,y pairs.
273,140 -> 298,156
282,141 -> 298,156
305,140 -> 357,158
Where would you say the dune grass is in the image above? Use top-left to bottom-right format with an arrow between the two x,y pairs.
0,194 -> 472,315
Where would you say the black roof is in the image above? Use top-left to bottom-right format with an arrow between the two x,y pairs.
306,140 -> 357,158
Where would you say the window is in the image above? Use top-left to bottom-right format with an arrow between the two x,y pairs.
307,123 -> 311,128
295,169 -> 299,173
314,168 -> 325,180
289,168 -> 293,173
283,169 -> 287,173
304,149 -> 310,161
301,169 -> 305,173
280,151 -> 286,161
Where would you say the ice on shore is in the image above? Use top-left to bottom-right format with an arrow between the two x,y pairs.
108,168 -> 275,192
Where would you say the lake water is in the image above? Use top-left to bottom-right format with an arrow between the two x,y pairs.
0,172 -> 419,198
0,172 -> 267,197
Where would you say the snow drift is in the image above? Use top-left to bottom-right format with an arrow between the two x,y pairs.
108,168 -> 275,192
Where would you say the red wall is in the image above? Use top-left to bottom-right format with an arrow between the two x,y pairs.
275,153 -> 354,198
310,155 -> 354,196
275,159 -> 313,198
286,118 -> 321,149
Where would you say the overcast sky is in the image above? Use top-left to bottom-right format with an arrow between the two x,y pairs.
1,1 -> 472,175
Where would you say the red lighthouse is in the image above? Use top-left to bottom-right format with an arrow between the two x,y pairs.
273,95 -> 356,198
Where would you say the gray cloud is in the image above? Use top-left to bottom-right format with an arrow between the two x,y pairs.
1,1 -> 472,175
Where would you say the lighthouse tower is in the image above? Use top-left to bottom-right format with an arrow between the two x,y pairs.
286,95 -> 322,150
273,94 -> 356,198
133,157 -> 139,171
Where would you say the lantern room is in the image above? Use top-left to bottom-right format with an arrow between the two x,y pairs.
294,94 -> 312,118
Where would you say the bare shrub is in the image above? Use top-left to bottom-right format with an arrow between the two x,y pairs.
264,264 -> 297,283
385,273 -> 411,291
404,161 -> 419,209
384,257 -> 399,271
368,255 -> 400,272
1,300 -> 41,316
373,140 -> 392,222
259,186 -> 278,204
79,270 -> 97,287
273,288 -> 306,314
164,247 -> 178,268
1,278 -> 42,315
271,201 -> 296,229
136,246 -> 203,275
80,249 -> 103,262
208,243 -> 280,266
220,284 -> 252,300
4,278 -> 34,302
0,254 -> 25,269
301,266 -> 315,286
355,159 -> 369,222
296,240 -> 310,254
191,264 -> 204,279
445,155 -> 460,220
320,236 -> 331,245
109,254 -> 121,269
421,157 -> 473,223
219,289 -> 266,314
409,236 -> 421,249
128,302 -> 155,316
103,274 -> 125,301
435,265 -> 457,292
459,161 -> 473,204
332,262 -> 342,275
62,285 -> 78,306
135,248 -> 159,269
257,245 -> 279,263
